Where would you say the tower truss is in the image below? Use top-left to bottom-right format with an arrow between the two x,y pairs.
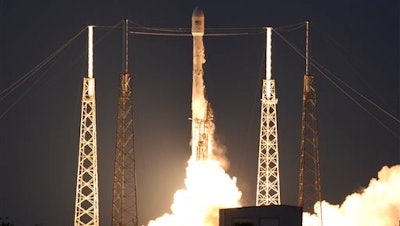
111,19 -> 139,226
298,21 -> 322,214
256,27 -> 281,206
74,26 -> 99,226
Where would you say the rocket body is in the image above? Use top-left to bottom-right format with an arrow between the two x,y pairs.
191,8 -> 212,161
192,7 -> 205,78
192,7 -> 204,36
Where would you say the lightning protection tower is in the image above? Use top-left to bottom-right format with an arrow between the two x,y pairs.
111,19 -> 139,226
256,27 -> 281,206
297,21 -> 323,215
74,26 -> 99,226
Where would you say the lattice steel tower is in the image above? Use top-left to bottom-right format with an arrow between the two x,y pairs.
256,27 -> 281,206
74,26 -> 99,226
111,19 -> 138,226
298,21 -> 322,214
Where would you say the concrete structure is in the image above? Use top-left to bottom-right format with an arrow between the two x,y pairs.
219,205 -> 302,226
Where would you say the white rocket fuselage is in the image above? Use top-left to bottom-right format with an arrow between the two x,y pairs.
191,8 -> 211,161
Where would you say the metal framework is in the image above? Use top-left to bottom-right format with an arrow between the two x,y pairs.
193,104 -> 214,161
74,26 -> 99,226
111,19 -> 138,226
256,27 -> 281,206
298,21 -> 322,214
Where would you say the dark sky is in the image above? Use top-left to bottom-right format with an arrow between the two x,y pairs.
0,1 -> 398,225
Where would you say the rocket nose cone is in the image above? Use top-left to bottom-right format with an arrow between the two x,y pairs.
192,7 -> 204,17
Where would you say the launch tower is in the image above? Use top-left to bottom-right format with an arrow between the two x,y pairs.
297,21 -> 322,214
111,19 -> 139,226
74,26 -> 100,226
256,27 -> 281,206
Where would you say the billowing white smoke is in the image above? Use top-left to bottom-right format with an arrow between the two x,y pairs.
303,164 -> 400,226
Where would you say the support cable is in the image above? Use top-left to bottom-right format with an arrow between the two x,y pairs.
0,22 -> 122,120
0,27 -> 87,101
312,23 -> 391,110
274,21 -> 305,32
128,30 -> 261,37
273,29 -> 400,138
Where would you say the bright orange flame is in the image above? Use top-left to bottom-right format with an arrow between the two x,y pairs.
303,164 -> 400,226
148,160 -> 242,226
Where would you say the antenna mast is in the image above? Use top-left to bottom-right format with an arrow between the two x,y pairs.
111,19 -> 139,226
298,21 -> 323,217
74,26 -> 100,226
256,27 -> 281,206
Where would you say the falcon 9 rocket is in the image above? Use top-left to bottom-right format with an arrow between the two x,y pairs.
191,7 -> 213,161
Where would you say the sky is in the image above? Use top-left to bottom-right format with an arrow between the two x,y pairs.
0,0 -> 399,225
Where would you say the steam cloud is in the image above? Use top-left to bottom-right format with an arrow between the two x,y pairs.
303,164 -> 400,226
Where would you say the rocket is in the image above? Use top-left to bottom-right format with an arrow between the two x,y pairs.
191,7 -> 213,161
192,7 -> 204,36
192,7 -> 205,72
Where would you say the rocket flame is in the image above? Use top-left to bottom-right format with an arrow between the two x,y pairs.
147,160 -> 242,226
303,164 -> 400,226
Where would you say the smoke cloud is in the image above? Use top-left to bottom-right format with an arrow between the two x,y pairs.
303,164 -> 400,226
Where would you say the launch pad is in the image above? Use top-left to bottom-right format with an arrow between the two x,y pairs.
71,7 -> 325,226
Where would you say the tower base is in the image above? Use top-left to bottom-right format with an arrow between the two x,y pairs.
220,205 -> 302,226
